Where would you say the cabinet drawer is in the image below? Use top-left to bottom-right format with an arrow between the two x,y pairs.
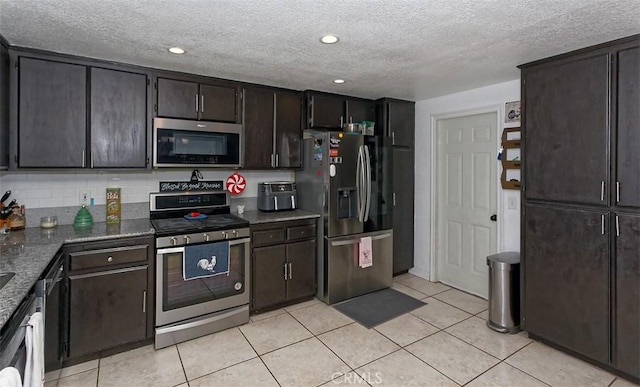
252,229 -> 285,247
70,245 -> 149,271
287,224 -> 316,241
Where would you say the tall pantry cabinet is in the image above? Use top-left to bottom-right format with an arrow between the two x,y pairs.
520,35 -> 639,381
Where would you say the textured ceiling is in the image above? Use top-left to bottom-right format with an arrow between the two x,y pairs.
0,0 -> 638,100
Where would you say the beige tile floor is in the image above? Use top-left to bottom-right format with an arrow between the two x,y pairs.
44,274 -> 637,387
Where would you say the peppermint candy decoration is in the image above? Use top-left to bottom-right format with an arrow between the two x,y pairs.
226,172 -> 246,195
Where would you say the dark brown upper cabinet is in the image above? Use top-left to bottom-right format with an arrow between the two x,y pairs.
522,52 -> 610,205
376,98 -> 416,147
90,67 -> 148,168
15,57 -> 87,168
243,86 -> 301,169
306,91 -> 375,130
10,50 -> 151,169
616,46 -> 639,208
156,77 -> 240,123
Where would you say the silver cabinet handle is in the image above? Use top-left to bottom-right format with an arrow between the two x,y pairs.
288,262 -> 292,280
600,181 -> 605,201
291,195 -> 296,209
283,263 -> 288,280
90,152 -> 94,169
195,94 -> 199,112
392,132 -> 395,145
270,154 -> 275,168
107,256 -> 113,262
393,192 -> 396,206
601,214 -> 605,235
274,196 -> 278,211
275,153 -> 279,167
142,290 -> 146,313
201,95 -> 204,113
616,181 -> 620,203
340,116 -> 344,127
615,215 -> 620,237
81,150 -> 85,168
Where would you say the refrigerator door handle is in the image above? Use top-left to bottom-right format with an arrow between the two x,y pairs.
356,145 -> 364,222
363,145 -> 372,222
330,232 -> 393,246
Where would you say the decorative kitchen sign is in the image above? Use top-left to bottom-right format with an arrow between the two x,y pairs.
226,173 -> 246,195
159,181 -> 223,192
505,101 -> 521,123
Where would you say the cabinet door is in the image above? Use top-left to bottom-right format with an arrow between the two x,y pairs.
18,58 -> 86,167
308,94 -> 344,129
388,101 -> 415,147
243,87 -> 274,169
252,245 -> 287,310
90,68 -> 148,168
346,99 -> 375,123
616,47 -> 640,208
156,78 -> 199,119
615,213 -> 640,378
524,204 -> 609,363
0,42 -> 8,169
199,83 -> 238,123
523,53 -> 609,205
68,266 -> 147,358
392,147 -> 414,274
275,91 -> 302,168
286,239 -> 317,300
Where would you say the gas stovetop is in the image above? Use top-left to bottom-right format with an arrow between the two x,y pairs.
151,213 -> 249,236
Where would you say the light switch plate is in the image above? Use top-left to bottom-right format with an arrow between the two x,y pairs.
508,196 -> 517,210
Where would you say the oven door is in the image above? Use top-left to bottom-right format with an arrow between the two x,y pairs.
155,238 -> 250,327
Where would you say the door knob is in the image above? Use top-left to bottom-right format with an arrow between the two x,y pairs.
490,215 -> 497,222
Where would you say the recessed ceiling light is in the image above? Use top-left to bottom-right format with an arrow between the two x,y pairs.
168,47 -> 186,55
320,35 -> 340,44
333,79 -> 345,84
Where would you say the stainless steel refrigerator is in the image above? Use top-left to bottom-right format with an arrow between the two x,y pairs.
296,130 -> 393,304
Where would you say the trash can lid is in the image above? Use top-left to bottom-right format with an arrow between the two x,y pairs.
486,252 -> 520,265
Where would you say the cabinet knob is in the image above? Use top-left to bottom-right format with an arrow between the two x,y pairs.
107,256 -> 113,262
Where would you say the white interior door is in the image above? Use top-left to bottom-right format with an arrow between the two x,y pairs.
436,112 -> 497,298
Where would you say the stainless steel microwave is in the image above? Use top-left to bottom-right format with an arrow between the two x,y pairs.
153,118 -> 243,168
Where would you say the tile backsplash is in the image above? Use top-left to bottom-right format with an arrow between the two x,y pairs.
0,169 -> 293,209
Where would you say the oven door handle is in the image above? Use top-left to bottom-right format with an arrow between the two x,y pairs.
157,246 -> 185,255
157,238 -> 250,255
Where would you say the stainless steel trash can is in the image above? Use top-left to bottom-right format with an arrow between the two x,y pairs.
486,252 -> 521,333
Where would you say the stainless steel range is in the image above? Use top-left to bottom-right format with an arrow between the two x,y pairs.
150,190 -> 250,349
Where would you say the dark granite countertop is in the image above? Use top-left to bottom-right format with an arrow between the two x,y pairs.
0,219 -> 154,332
238,209 -> 320,224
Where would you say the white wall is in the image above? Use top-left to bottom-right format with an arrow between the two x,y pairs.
412,79 -> 521,280
0,169 -> 293,209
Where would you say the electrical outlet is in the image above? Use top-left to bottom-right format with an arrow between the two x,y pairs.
508,196 -> 518,210
79,189 -> 91,205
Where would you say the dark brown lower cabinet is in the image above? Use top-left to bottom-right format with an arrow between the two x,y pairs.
63,236 -> 154,362
68,267 -> 147,358
524,204 -> 610,364
615,213 -> 640,378
251,219 -> 317,313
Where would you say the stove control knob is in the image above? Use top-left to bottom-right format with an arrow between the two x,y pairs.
184,235 -> 190,244
232,230 -> 238,237
203,233 -> 210,242
170,237 -> 177,246
222,231 -> 228,239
